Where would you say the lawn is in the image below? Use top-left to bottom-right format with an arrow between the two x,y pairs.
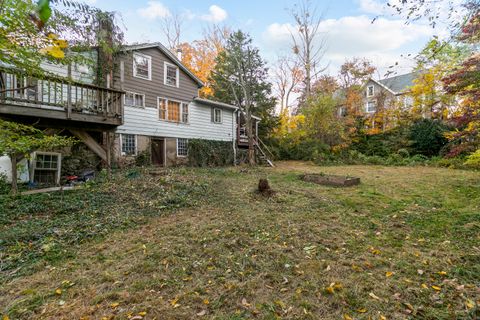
1,162 -> 479,319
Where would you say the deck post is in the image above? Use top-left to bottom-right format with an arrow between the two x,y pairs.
105,131 -> 112,179
67,63 -> 72,119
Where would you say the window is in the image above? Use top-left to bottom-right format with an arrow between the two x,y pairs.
367,85 -> 374,97
121,134 -> 136,155
133,53 -> 151,80
124,92 -> 145,107
32,152 -> 61,185
213,108 -> 222,123
182,104 -> 189,123
164,62 -> 179,87
366,101 -> 376,113
177,138 -> 188,157
158,98 -> 188,123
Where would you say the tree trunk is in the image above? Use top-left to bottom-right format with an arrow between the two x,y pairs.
10,154 -> 18,194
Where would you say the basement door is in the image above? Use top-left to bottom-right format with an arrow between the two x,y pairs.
151,138 -> 165,166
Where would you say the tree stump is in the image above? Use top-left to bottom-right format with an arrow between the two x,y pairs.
258,178 -> 275,196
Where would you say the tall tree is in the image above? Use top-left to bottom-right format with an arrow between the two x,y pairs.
272,55 -> 304,114
210,31 -> 276,165
160,10 -> 183,52
290,0 -> 327,100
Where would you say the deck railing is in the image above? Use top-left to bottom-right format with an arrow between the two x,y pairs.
0,67 -> 123,125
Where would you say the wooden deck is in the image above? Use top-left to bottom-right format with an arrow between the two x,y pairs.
0,67 -> 123,129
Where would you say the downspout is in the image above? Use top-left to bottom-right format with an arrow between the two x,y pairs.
232,109 -> 237,166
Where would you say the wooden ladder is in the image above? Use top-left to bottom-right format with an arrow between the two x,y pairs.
255,138 -> 275,167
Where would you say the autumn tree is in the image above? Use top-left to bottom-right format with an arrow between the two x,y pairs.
408,39 -> 471,120
210,31 -> 276,165
179,25 -> 230,97
442,8 -> 480,156
290,0 -> 327,100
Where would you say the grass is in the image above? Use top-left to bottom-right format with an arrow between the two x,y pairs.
1,162 -> 479,319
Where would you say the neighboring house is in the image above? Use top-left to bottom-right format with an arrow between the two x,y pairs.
363,72 -> 419,115
112,42 -> 249,167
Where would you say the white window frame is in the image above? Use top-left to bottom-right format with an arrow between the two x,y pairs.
133,53 -> 152,81
120,134 -> 137,156
367,85 -> 375,97
164,62 -> 179,87
176,138 -> 188,157
124,91 -> 145,108
366,100 -> 377,113
213,108 -> 222,124
157,97 -> 188,123
31,151 -> 62,185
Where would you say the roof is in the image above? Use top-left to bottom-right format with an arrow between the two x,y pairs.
121,42 -> 204,87
193,97 -> 238,111
375,71 -> 421,94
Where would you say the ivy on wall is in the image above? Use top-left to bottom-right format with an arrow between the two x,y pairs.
188,139 -> 234,167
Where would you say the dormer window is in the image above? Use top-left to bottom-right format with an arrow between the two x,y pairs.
164,62 -> 179,87
133,53 -> 152,80
367,85 -> 374,97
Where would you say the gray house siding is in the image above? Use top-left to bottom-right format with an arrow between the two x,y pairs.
113,47 -> 200,107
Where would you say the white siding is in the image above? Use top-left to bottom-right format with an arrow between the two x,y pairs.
116,101 -> 236,141
40,51 -> 97,84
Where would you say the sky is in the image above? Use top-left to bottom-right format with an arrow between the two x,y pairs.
84,0 -> 452,79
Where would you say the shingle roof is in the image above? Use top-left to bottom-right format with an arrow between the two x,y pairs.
121,42 -> 204,87
377,71 -> 421,94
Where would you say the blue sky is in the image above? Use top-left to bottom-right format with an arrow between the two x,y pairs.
86,0 -> 445,77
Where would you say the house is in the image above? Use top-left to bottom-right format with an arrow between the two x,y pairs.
112,42 -> 245,167
0,41 -> 266,185
363,72 -> 419,115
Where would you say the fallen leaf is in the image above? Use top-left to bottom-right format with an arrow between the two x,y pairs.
55,288 -> 62,295
203,299 -> 209,305
343,314 -> 353,320
421,283 -> 428,289
138,311 -> 147,316
356,308 -> 367,313
417,269 -> 424,275
431,285 -> 441,291
380,315 -> 387,320
369,292 -> 381,300
110,302 -> 119,308
196,310 -> 207,316
241,298 -> 251,307
385,271 -> 394,277
437,271 -> 447,276
465,299 -> 475,309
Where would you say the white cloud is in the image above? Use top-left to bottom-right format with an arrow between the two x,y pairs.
262,15 -> 433,75
201,5 -> 228,23
357,0 -> 387,15
138,1 -> 170,20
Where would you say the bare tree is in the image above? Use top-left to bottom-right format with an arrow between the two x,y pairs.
290,0 -> 328,99
272,55 -> 304,114
160,11 -> 183,51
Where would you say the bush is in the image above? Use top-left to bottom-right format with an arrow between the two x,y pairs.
188,139 -> 234,167
397,148 -> 410,158
409,119 -> 449,156
135,150 -> 152,167
465,150 -> 480,169
0,172 -> 9,195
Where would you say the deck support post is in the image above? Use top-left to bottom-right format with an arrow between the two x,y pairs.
105,131 -> 112,179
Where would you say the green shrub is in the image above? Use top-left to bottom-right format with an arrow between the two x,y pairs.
135,150 -> 152,167
397,148 -> 410,158
188,139 -> 234,167
409,119 -> 449,156
465,150 -> 480,169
